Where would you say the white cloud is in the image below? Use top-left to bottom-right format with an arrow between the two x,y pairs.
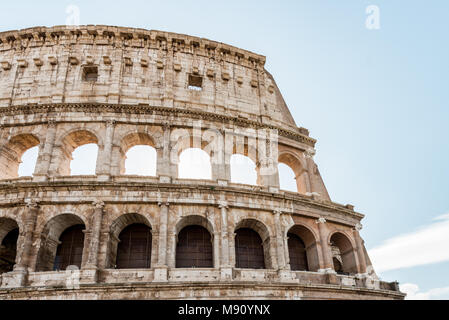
401,283 -> 449,300
369,213 -> 449,272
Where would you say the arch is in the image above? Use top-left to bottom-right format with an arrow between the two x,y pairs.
0,218 -> 19,273
108,213 -> 152,268
234,218 -> 271,269
329,232 -> 358,275
36,214 -> 86,271
178,148 -> 212,180
175,215 -> 214,268
230,154 -> 258,185
55,130 -> 100,176
175,214 -> 215,238
53,224 -> 85,271
278,163 -> 297,192
287,224 -> 320,271
176,225 -> 213,268
119,132 -> 157,176
278,152 -> 309,194
116,224 -> 152,269
0,134 -> 40,179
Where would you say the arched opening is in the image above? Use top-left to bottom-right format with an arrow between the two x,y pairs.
120,132 -> 157,176
176,225 -> 213,268
0,134 -> 40,180
178,148 -> 212,180
116,224 -> 152,269
287,224 -> 320,271
235,228 -> 265,269
36,214 -> 86,272
287,233 -> 308,271
124,146 -> 157,176
278,163 -> 297,192
230,154 -> 258,185
56,130 -> 99,176
53,225 -> 85,271
278,153 -> 308,194
108,213 -> 153,269
70,144 -> 98,175
330,232 -> 358,275
0,218 -> 19,274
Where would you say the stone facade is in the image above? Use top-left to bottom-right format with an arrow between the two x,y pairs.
0,26 -> 404,300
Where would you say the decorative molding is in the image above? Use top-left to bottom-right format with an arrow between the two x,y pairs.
0,103 -> 316,147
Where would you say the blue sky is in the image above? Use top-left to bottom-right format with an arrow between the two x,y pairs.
2,0 -> 448,299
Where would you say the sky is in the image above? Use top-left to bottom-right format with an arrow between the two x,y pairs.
2,0 -> 449,299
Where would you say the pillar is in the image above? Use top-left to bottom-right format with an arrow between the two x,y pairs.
316,218 -> 334,272
156,123 -> 173,183
14,200 -> 39,272
273,210 -> 286,270
33,120 -> 57,181
97,120 -> 115,180
83,201 -> 104,281
353,223 -> 367,274
154,202 -> 169,282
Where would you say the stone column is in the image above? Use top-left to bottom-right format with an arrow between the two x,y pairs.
82,201 -> 104,283
33,120 -> 57,181
353,223 -> 367,274
316,218 -> 333,272
257,130 -> 279,193
316,217 -> 338,285
156,123 -> 173,183
97,120 -> 115,180
273,210 -> 286,270
213,232 -> 220,269
154,202 -> 169,282
1,200 -> 40,288
219,203 -> 232,280
14,200 -> 39,272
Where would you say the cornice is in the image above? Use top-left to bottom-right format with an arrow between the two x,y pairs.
0,179 -> 363,221
0,25 -> 266,69
0,103 -> 317,147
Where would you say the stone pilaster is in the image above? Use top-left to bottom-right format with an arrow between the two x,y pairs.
2,200 -> 40,288
273,210 -> 287,270
353,223 -> 367,274
156,123 -> 173,183
82,200 -> 105,283
316,217 -> 334,272
97,120 -> 115,180
154,202 -> 169,282
33,120 -> 56,181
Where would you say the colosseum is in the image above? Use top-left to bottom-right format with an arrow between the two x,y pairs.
0,25 -> 404,300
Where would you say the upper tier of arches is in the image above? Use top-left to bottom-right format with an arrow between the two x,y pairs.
0,123 -> 330,200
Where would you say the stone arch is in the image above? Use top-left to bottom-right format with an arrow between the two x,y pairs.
287,224 -> 320,271
118,132 -> 157,175
329,231 -> 358,275
53,129 -> 100,176
107,213 -> 153,269
174,215 -> 215,268
234,218 -> 273,269
228,135 -> 260,185
35,213 -> 87,271
278,151 -> 309,194
0,133 -> 40,179
0,217 -> 20,273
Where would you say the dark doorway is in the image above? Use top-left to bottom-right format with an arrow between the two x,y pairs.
116,224 -> 152,269
176,225 -> 213,268
288,233 -> 309,271
235,228 -> 265,269
0,228 -> 19,273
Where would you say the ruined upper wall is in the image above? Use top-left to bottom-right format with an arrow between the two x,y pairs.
0,25 -> 302,133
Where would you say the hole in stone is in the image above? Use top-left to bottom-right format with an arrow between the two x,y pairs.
188,74 -> 203,91
82,66 -> 98,82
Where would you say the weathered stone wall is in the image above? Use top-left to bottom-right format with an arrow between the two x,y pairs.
0,26 -> 404,300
